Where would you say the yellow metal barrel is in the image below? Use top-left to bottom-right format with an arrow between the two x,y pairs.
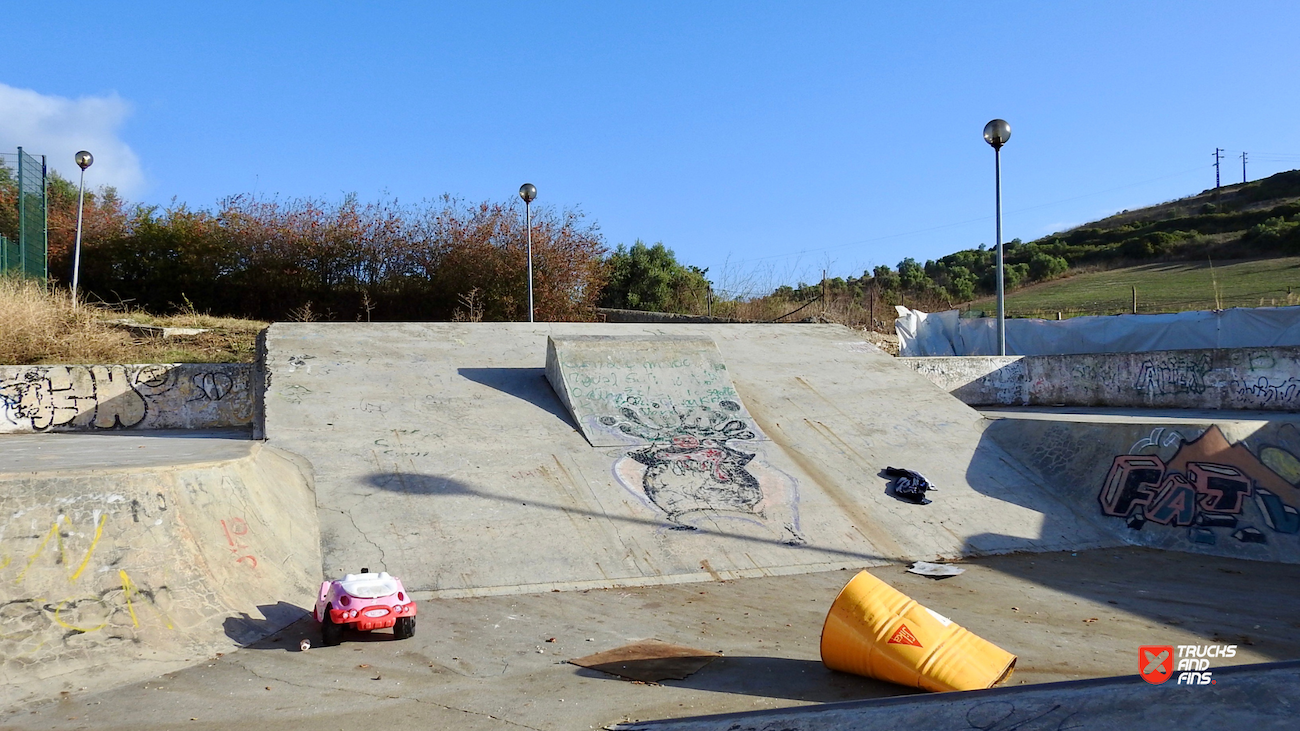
820,569 -> 1016,692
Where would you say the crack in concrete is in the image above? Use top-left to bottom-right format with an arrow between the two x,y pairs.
330,505 -> 389,569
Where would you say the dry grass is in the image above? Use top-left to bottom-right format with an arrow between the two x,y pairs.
0,276 -> 265,365
967,257 -> 1300,318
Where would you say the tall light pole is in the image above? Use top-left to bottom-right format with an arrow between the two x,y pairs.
519,183 -> 537,322
72,150 -> 94,307
982,120 -> 1011,356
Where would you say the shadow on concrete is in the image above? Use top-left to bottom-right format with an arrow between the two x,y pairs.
366,472 -> 479,496
959,548 -> 1300,663
573,655 -> 913,703
457,367 -> 577,430
227,613 -> 414,653
362,472 -> 890,564
960,422 -> 1120,556
954,420 -> 1300,662
223,601 -> 313,646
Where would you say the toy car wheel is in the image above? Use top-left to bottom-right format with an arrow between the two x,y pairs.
321,611 -> 343,647
394,616 -> 415,640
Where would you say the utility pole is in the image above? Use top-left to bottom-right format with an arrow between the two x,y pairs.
1241,151 -> 1248,183
822,269 -> 827,318
1214,148 -> 1223,190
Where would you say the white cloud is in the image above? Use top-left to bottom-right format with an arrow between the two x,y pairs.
0,82 -> 144,196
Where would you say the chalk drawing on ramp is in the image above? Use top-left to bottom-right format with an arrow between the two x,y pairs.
602,398 -> 806,545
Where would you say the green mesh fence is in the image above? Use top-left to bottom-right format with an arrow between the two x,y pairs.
16,148 -> 48,283
0,233 -> 18,273
1,149 -> 48,282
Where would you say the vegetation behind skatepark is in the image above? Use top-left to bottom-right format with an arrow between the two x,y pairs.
0,275 -> 263,364
3,162 -> 1300,360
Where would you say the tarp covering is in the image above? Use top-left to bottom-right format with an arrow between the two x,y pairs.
895,305 -> 1300,356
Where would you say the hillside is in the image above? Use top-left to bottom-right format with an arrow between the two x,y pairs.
969,257 -> 1300,318
768,169 -> 1300,328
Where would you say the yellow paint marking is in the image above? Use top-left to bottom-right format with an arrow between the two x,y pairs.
69,514 -> 107,582
120,569 -> 174,630
0,554 -> 11,571
15,521 -> 60,584
51,598 -> 110,634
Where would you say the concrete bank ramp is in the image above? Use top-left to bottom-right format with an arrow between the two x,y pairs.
0,434 -> 320,707
986,412 -> 1300,563
264,323 -> 1115,596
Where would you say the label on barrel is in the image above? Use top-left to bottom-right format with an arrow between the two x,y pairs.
888,623 -> 923,648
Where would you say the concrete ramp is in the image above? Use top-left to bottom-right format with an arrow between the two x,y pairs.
986,412 -> 1300,563
264,323 -> 1116,596
545,335 -> 767,448
0,435 -> 320,707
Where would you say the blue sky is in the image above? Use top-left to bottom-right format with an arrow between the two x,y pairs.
6,2 -> 1300,295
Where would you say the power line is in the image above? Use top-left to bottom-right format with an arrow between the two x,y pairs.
1219,149 -> 1300,158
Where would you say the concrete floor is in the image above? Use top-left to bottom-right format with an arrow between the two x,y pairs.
6,546 -> 1299,731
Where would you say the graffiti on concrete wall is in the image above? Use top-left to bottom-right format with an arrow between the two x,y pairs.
0,365 -> 170,430
1098,425 -> 1300,545
602,398 -> 804,545
0,504 -> 180,664
0,364 -> 253,433
1231,376 -> 1300,407
221,517 -> 259,568
1133,355 -> 1210,396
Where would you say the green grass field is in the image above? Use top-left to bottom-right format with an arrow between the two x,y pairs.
969,257 -> 1300,318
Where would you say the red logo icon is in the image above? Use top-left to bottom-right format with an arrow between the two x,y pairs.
888,624 -> 923,648
1140,645 -> 1174,684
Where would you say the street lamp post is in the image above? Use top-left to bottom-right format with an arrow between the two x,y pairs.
72,150 -> 94,307
982,120 -> 1011,356
519,183 -> 537,322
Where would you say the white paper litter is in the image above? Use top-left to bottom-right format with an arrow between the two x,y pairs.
907,561 -> 966,578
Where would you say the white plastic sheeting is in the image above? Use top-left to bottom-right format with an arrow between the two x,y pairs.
895,305 -> 1300,357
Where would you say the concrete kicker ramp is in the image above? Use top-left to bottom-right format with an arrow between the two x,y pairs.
545,335 -> 768,448
263,323 -> 1117,596
0,435 -> 320,707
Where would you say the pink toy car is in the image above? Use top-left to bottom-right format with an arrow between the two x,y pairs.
315,568 -> 417,646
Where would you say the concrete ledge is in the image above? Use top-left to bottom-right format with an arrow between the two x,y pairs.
0,363 -> 257,433
103,319 -> 210,338
901,347 -> 1300,411
598,307 -> 750,324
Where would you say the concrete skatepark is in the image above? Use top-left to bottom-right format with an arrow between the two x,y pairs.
4,323 -> 1300,729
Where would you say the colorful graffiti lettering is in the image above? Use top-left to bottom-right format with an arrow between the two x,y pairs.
1098,426 -> 1300,544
